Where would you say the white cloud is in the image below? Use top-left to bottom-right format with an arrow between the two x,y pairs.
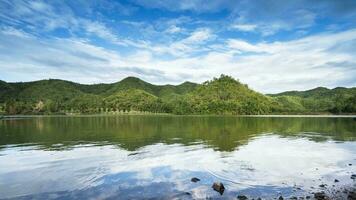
227,39 -> 264,53
135,28 -> 214,57
230,24 -> 257,32
0,26 -> 33,38
131,0 -> 233,13
183,28 -> 212,43
0,23 -> 356,93
165,25 -> 182,34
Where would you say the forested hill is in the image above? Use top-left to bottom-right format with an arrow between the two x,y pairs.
269,87 -> 356,99
0,75 -> 355,115
268,86 -> 356,113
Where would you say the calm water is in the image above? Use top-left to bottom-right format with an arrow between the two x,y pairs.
0,115 -> 355,199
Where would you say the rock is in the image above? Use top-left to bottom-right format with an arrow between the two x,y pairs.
334,179 -> 339,183
191,177 -> 200,182
278,196 -> 284,200
348,191 -> 356,200
319,184 -> 326,188
237,195 -> 248,200
289,197 -> 298,200
351,174 -> 356,179
314,192 -> 327,200
305,196 -> 311,199
212,182 -> 225,195
349,163 -> 352,166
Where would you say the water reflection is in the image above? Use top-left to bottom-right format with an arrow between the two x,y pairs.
0,116 -> 355,151
0,116 -> 355,199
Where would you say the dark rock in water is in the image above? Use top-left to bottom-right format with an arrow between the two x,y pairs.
348,191 -> 356,200
191,177 -> 200,182
314,192 -> 327,200
237,195 -> 248,200
289,197 -> 298,200
305,196 -> 311,199
212,182 -> 225,195
351,174 -> 356,179
319,184 -> 326,188
278,196 -> 284,200
349,163 -> 352,166
334,179 -> 339,183
256,198 -> 262,200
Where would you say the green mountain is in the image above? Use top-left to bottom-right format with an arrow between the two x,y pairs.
0,77 -> 197,114
269,87 -> 356,113
0,75 -> 355,115
270,87 -> 356,99
103,77 -> 197,98
173,75 -> 274,115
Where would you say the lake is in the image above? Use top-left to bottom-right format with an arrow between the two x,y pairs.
0,115 -> 355,199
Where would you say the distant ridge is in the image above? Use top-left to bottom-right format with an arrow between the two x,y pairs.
269,86 -> 356,98
0,75 -> 355,115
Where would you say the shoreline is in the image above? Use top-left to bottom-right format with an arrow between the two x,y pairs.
1,113 -> 356,119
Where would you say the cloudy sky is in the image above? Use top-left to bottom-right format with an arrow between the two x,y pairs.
0,0 -> 356,93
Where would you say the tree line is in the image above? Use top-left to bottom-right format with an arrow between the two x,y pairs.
0,75 -> 355,115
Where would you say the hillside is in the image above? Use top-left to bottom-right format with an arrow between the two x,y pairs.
269,87 -> 356,113
103,77 -> 198,97
173,75 -> 274,114
0,75 -> 355,115
270,87 -> 356,99
0,77 -> 198,114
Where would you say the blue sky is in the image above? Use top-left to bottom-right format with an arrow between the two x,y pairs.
0,0 -> 356,93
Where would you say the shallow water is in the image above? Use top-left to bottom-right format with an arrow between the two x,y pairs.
0,115 -> 355,199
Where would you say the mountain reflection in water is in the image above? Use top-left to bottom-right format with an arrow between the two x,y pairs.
0,116 -> 355,199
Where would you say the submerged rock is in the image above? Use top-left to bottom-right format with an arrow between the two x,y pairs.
191,177 -> 200,182
212,182 -> 225,195
351,174 -> 356,179
278,196 -> 284,200
348,191 -> 356,200
314,192 -> 327,200
237,195 -> 248,200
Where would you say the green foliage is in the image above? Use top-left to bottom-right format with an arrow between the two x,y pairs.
104,89 -> 168,113
174,75 -> 273,115
270,87 -> 356,114
0,75 -> 355,115
271,96 -> 305,113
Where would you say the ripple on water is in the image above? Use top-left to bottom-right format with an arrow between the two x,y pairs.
0,116 -> 355,199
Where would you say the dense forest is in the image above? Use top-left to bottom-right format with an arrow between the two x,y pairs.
0,75 -> 355,115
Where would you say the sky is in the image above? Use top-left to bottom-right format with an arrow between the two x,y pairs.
0,0 -> 356,93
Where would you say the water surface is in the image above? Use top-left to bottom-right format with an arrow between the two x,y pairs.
0,116 -> 355,199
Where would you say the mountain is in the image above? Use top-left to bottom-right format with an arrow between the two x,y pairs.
103,77 -> 198,97
269,87 -> 356,113
269,87 -> 356,99
0,75 -> 355,115
173,75 -> 274,114
0,80 -> 15,102
0,77 -> 198,114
